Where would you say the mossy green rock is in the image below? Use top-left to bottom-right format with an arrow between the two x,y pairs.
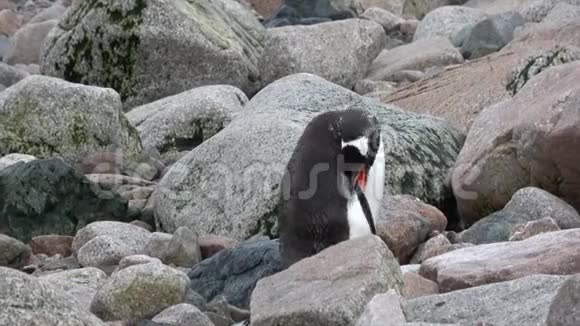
0,75 -> 142,163
40,0 -> 266,109
154,73 -> 464,240
0,158 -> 130,242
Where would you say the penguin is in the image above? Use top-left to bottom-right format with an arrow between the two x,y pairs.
278,108 -> 385,269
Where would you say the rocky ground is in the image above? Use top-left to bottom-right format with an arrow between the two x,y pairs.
1,0 -> 580,325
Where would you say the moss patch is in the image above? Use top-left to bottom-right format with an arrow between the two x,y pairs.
506,47 -> 579,96
55,0 -> 148,102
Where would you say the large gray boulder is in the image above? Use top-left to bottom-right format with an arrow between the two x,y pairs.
91,261 -> 190,321
0,266 -> 105,325
126,85 -> 248,158
39,267 -> 108,312
40,0 -> 266,109
250,235 -> 403,326
414,6 -> 488,44
154,73 -> 464,240
403,274 -> 568,326
260,18 -> 385,89
460,187 -> 580,244
0,75 -> 142,163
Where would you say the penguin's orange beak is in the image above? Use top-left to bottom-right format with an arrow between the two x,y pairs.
354,166 -> 367,190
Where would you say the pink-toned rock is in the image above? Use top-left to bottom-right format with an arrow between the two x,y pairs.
402,271 -> 439,299
382,21 -> 580,133
451,60 -> 580,226
0,9 -> 21,36
509,216 -> 561,241
3,19 -> 57,65
0,0 -> 15,11
376,195 -> 448,264
198,235 -> 239,259
247,0 -> 281,19
410,234 -> 449,264
30,235 -> 74,257
420,229 -> 580,292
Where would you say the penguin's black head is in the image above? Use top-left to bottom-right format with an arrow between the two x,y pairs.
334,109 -> 382,193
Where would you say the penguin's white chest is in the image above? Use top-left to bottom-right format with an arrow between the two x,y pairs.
347,139 -> 385,239
347,195 -> 372,239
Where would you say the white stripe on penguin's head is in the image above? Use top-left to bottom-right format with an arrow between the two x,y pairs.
341,136 -> 368,156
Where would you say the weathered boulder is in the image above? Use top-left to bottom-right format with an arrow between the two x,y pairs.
0,159 -> 129,242
0,75 -> 142,163
403,0 -> 470,19
40,0 -> 267,109
420,229 -> 580,292
0,234 -> 31,268
31,235 -> 74,257
365,36 -> 463,82
509,216 -> 561,241
152,303 -> 214,326
0,266 -> 105,325
72,221 -> 152,259
259,19 -> 385,89
460,187 -> 580,244
546,274 -> 580,326
0,62 -> 28,87
376,195 -> 448,264
250,235 -> 403,326
403,274 -> 569,326
188,238 -> 282,309
382,17 -> 580,133
91,262 -> 190,321
154,73 -> 464,240
28,3 -> 67,24
77,235 -> 134,268
454,11 -> 525,59
452,61 -> 580,225
39,267 -> 108,311
126,85 -> 248,158
4,19 -> 56,64
413,6 -> 488,44
355,289 -> 406,326
284,0 -> 364,19
401,272 -> 439,299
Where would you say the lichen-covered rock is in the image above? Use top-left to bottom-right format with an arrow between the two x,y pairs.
506,46 -> 579,96
259,18 -> 386,89
0,266 -> 106,325
0,75 -> 142,163
40,0 -> 267,109
72,221 -> 152,258
39,267 -> 108,312
0,158 -> 130,242
126,85 -> 248,157
91,262 -> 190,321
77,235 -> 133,268
154,73 -> 464,240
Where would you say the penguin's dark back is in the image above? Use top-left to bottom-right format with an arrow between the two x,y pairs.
278,109 -> 374,267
